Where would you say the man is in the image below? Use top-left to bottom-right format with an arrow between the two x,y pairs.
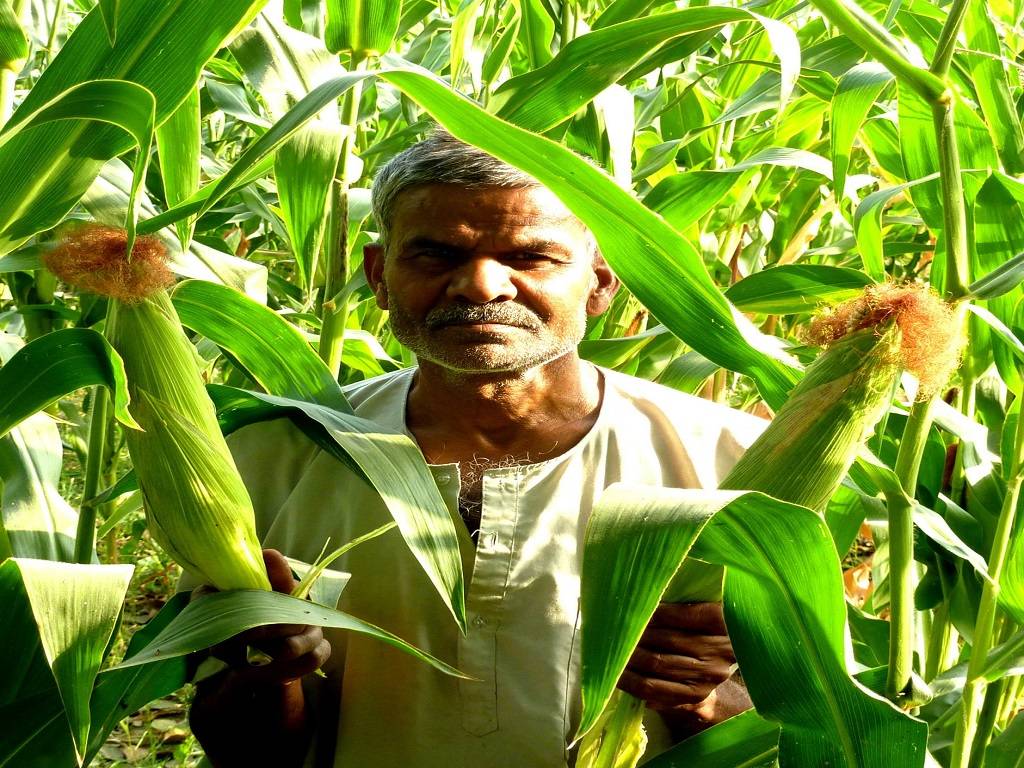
190,131 -> 762,767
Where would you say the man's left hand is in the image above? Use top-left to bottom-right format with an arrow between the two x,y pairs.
617,602 -> 749,733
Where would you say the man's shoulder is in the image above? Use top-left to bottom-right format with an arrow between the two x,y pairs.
342,367 -> 416,414
601,367 -> 767,444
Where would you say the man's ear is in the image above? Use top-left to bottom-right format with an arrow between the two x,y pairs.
363,243 -> 388,310
586,254 -> 620,317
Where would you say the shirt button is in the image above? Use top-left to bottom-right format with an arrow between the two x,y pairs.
479,531 -> 497,549
502,479 -> 516,492
437,473 -> 451,485
473,615 -> 487,628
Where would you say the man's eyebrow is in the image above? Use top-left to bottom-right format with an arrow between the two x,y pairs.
398,236 -> 576,255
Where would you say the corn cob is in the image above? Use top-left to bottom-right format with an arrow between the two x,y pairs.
45,226 -> 271,592
581,284 -> 960,767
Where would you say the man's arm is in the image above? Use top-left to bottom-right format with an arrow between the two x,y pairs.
617,602 -> 751,740
189,550 -> 331,768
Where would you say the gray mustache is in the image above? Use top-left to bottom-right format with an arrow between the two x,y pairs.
425,304 -> 540,329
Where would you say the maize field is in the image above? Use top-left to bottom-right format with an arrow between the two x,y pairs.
1,0 -> 1023,766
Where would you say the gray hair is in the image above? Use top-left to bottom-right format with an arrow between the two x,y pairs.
370,130 -> 540,247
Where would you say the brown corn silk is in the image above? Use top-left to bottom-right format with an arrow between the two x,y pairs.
46,226 -> 270,591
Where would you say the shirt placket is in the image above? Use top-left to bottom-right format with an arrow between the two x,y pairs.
458,468 -> 520,736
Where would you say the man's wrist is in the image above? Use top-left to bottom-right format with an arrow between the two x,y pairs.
658,678 -> 752,742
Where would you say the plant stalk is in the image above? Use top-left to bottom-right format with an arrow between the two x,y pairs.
949,387 -> 1024,768
886,397 -> 935,700
929,0 -> 971,78
932,101 -> 971,300
318,55 -> 364,378
74,387 -> 110,564
808,0 -> 947,102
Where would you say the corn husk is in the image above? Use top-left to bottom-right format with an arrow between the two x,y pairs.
720,322 -> 902,509
108,290 -> 270,591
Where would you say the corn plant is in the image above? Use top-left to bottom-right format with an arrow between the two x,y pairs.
1,0 -> 1023,766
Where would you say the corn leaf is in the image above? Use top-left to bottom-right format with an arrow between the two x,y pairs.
513,0 -> 554,68
579,484 -> 928,766
985,711 -> 1024,768
203,386 -> 466,633
0,411 -> 77,563
85,159 -> 269,302
171,279 -> 350,412
725,265 -> 875,314
0,328 -> 138,439
140,67 -> 801,406
963,0 -> 1024,174
83,593 -> 190,764
325,0 -> 402,56
116,588 -> 465,678
0,0 -> 27,71
968,250 -> 1024,301
642,708 -> 780,768
0,558 -> 133,762
897,83 -> 998,233
830,63 -> 893,203
232,15 -> 345,290
490,8 -> 798,134
0,78 -> 155,248
97,0 -> 118,44
0,0 -> 267,256
155,85 -> 201,253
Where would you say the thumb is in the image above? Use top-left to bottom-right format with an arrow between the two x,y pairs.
262,548 -> 297,594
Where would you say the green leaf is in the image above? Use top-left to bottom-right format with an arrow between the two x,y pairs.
513,0 -> 553,68
97,0 -> 118,45
655,351 -> 719,395
963,0 -> 1024,174
642,708 -> 780,768
232,14 -> 345,290
491,8 -> 798,134
0,410 -> 78,563
0,558 -> 133,762
155,85 -> 201,253
579,485 -> 928,765
142,66 -> 802,407
81,593 -> 189,763
0,248 -> 42,272
171,280 -> 350,412
0,0 -> 266,256
0,78 -> 156,248
202,386 -> 466,633
725,265 -> 875,314
325,0 -> 402,56
967,250 -> 1024,300
85,159 -> 269,302
116,588 -> 464,678
377,67 -> 802,407
592,0 -> 664,29
986,710 -> 1024,768
897,83 -> 998,232
647,146 -> 866,233
830,63 -> 893,202
0,328 -> 138,439
854,173 -> 938,281
0,0 -> 27,71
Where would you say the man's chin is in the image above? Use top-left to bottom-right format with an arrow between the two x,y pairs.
414,346 -> 575,375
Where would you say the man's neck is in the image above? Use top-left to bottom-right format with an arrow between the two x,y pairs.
406,354 -> 603,466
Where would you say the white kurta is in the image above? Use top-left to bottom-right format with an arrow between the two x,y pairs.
220,366 -> 765,767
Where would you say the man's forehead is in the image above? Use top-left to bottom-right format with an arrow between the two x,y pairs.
390,183 -> 584,233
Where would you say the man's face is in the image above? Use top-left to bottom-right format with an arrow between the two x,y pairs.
365,184 -> 617,374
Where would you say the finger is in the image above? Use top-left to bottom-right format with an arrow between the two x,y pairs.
262,548 -> 297,594
650,602 -> 727,634
636,628 -> 736,664
617,669 -> 717,709
253,627 -> 325,662
241,623 -> 313,644
626,646 -> 735,687
236,639 -> 332,685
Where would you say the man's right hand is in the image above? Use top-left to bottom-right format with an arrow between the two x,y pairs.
189,549 -> 331,768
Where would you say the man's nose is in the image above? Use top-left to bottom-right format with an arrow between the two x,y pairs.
446,257 -> 517,304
